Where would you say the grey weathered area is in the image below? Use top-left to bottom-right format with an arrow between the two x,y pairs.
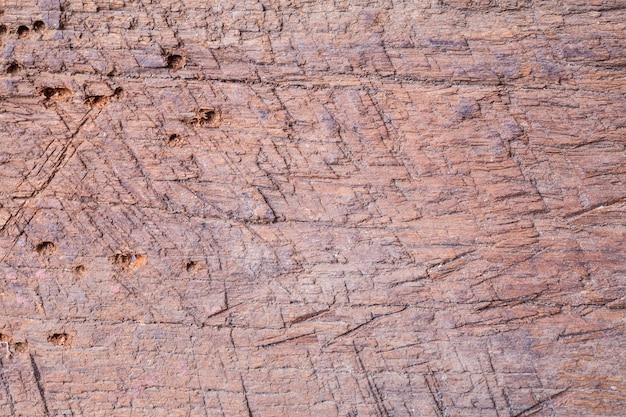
0,0 -> 625,416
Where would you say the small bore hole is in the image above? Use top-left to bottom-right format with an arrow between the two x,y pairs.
74,265 -> 87,277
42,87 -> 55,99
48,333 -> 72,347
190,108 -> 221,128
17,25 -> 30,37
167,133 -> 185,146
13,341 -> 28,354
41,86 -> 71,100
7,62 -> 20,74
84,95 -> 110,108
33,20 -> 45,31
185,260 -> 200,273
112,253 -> 147,271
35,241 -> 57,255
0,25 -> 7,36
166,54 -> 185,70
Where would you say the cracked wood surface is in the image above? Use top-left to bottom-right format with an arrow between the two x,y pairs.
0,1 -> 625,416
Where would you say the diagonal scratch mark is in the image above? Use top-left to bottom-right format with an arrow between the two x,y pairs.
324,306 -> 407,347
260,331 -> 316,348
425,365 -> 446,417
241,376 -> 254,417
511,388 -> 569,417
29,353 -> 50,416
564,196 -> 626,220
0,108 -> 100,262
24,108 -> 100,200
0,357 -> 16,416
354,342 -> 389,417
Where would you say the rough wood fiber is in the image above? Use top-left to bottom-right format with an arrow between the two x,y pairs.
0,1 -> 625,416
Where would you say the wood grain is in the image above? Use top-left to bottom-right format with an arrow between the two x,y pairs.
0,1 -> 624,416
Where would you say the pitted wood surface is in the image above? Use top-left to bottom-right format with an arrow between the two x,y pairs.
0,1 -> 625,416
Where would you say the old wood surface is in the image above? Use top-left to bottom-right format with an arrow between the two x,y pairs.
0,1 -> 625,416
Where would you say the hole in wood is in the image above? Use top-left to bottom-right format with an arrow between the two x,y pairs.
167,133 -> 185,146
185,260 -> 200,273
12,341 -> 28,354
41,86 -> 71,101
166,54 -> 185,70
84,95 -> 110,108
73,265 -> 87,277
32,20 -> 45,31
84,88 -> 122,108
48,333 -> 72,347
6,61 -> 21,74
112,253 -> 147,271
35,241 -> 57,255
190,108 -> 221,128
17,25 -> 29,37
0,25 -> 7,36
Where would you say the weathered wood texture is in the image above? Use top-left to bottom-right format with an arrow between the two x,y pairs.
1,0 -> 625,416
